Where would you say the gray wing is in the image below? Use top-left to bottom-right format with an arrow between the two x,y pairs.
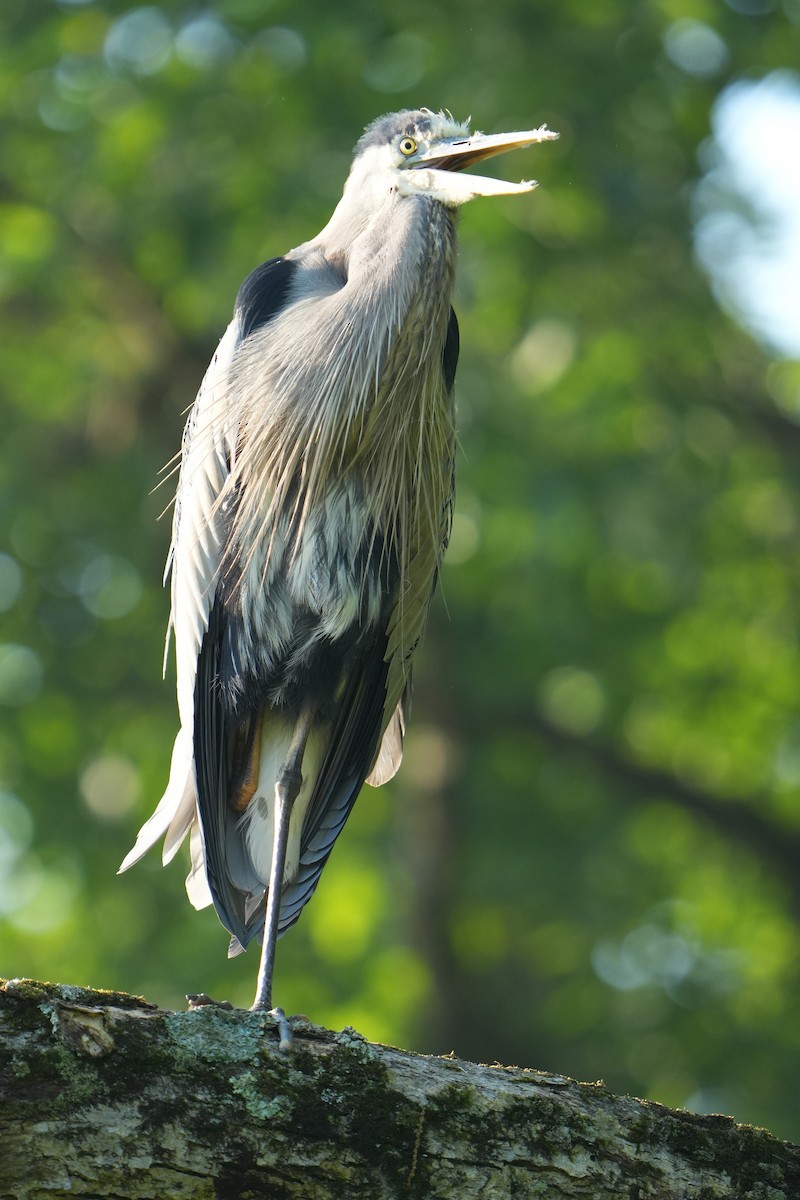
118,320 -> 238,881
271,632 -> 393,940
366,306 -> 459,787
121,257 -> 299,886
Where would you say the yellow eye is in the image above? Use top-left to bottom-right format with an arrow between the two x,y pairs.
399,136 -> 418,157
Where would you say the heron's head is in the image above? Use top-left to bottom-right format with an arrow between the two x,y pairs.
346,108 -> 558,209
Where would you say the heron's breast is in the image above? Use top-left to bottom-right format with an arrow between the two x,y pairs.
235,478 -> 393,650
289,484 -> 390,634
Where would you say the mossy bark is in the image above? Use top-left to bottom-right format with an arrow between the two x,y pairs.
1,979 -> 798,1199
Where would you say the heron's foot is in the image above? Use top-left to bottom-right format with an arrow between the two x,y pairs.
249,1003 -> 294,1053
269,1006 -> 294,1053
186,993 -> 234,1011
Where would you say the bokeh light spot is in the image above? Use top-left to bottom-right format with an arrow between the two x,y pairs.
510,319 -> 577,395
663,20 -> 729,77
175,14 -> 236,69
363,34 -> 429,93
0,554 -> 23,612
79,555 -> 143,619
80,755 -> 143,821
0,792 -> 34,871
0,645 -> 43,706
308,861 -> 384,964
104,8 -> 172,76
538,666 -> 606,735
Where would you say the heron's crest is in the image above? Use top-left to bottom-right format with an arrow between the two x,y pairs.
354,108 -> 470,157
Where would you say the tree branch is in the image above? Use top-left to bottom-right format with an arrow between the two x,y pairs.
518,709 -> 800,902
2,980 -> 798,1199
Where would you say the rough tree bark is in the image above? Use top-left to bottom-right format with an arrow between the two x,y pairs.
1,979 -> 797,1199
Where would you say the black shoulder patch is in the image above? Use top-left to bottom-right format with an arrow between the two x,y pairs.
235,257 -> 297,342
443,307 -> 460,393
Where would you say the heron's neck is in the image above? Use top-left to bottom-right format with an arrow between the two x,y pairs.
317,187 -> 458,308
228,188 -> 458,589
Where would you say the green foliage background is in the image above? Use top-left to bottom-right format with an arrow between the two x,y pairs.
3,0 -> 800,1142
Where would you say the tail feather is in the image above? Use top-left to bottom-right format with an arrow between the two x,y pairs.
366,694 -> 407,786
118,728 -> 194,873
185,821 -> 213,909
162,773 -> 197,864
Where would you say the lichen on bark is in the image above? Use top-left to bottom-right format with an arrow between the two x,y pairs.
2,979 -> 799,1199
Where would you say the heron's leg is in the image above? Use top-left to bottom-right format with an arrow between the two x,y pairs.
251,705 -> 315,1044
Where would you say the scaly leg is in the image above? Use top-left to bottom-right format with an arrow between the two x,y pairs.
251,705 -> 315,1048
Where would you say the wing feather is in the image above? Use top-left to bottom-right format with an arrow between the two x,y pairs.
275,634 -> 392,937
191,595 -> 260,939
169,320 -> 240,732
121,257 -> 301,884
371,305 -> 459,776
119,322 -> 239,874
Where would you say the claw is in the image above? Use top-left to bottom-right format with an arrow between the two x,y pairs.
268,1006 -> 294,1053
186,993 -> 234,1011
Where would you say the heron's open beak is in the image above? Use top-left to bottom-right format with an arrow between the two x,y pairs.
402,124 -> 558,205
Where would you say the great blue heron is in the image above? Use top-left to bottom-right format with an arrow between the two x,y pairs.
120,108 -> 556,1044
